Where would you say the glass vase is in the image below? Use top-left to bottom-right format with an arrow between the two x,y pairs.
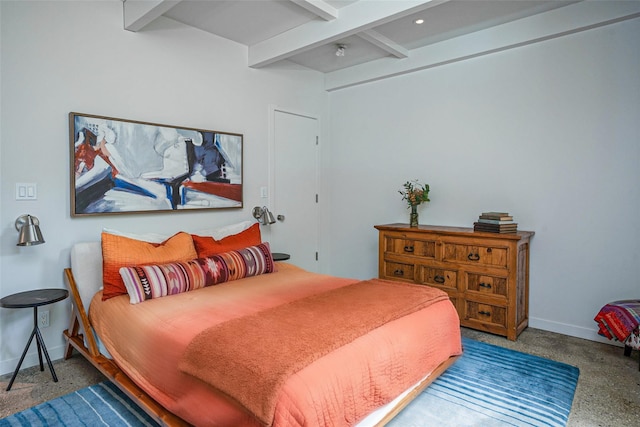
410,205 -> 419,228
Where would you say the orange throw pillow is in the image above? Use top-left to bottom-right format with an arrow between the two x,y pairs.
192,222 -> 262,258
101,231 -> 197,301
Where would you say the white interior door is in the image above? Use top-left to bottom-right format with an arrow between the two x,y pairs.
270,109 -> 319,272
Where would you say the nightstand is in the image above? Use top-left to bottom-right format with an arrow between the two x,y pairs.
0,288 -> 69,391
272,253 -> 290,261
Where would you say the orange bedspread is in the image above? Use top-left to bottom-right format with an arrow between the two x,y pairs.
89,263 -> 461,427
181,279 -> 449,425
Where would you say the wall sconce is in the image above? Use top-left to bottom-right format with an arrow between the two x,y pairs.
252,206 -> 276,225
15,214 -> 45,246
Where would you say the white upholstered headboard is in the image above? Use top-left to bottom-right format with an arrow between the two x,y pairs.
70,241 -> 103,315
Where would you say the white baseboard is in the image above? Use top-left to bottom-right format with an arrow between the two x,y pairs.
0,344 -> 66,378
529,317 -> 624,348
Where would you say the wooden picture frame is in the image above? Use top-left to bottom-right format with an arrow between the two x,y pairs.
70,112 -> 242,216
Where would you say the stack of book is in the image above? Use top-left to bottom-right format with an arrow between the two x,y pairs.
474,212 -> 518,233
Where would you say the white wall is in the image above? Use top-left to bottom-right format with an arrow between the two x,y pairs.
0,1 -> 327,375
327,16 -> 640,342
1,1 -> 638,378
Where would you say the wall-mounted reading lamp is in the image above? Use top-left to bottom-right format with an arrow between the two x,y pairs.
252,206 -> 276,225
15,214 -> 45,246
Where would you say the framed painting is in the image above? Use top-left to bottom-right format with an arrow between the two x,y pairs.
70,112 -> 243,216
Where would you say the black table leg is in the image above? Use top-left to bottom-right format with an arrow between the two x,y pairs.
33,307 -> 44,371
34,324 -> 58,383
5,308 -> 59,391
5,328 -> 37,391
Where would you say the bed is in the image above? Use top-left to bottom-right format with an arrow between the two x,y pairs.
62,223 -> 462,427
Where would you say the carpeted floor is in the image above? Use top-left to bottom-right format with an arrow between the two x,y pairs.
1,327 -> 638,426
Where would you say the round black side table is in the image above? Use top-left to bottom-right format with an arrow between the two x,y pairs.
0,288 -> 69,391
272,253 -> 290,261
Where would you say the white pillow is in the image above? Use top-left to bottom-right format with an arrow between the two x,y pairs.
102,220 -> 254,243
101,228 -> 168,244
194,220 -> 253,240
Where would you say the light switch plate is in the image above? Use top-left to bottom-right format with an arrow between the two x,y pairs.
16,183 -> 37,200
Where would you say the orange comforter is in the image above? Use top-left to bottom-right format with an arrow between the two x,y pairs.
90,263 -> 461,427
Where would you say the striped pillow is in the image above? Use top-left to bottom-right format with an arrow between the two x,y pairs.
120,242 -> 275,304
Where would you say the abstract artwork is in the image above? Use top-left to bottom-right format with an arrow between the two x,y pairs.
70,112 -> 242,216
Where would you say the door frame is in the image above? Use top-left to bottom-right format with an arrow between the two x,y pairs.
267,105 -> 322,270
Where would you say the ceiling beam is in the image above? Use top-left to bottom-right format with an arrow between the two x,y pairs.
249,0 -> 446,68
325,0 -> 640,91
123,0 -> 183,32
289,0 -> 338,21
359,29 -> 408,58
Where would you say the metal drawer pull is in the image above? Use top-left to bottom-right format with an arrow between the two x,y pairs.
467,253 -> 480,261
434,275 -> 445,284
479,310 -> 491,316
393,269 -> 404,276
479,282 -> 492,289
404,245 -> 414,253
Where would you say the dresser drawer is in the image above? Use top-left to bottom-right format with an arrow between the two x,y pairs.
443,243 -> 508,268
464,300 -> 507,329
465,273 -> 508,298
382,261 -> 414,281
383,235 -> 436,259
418,266 -> 457,290
463,300 -> 507,329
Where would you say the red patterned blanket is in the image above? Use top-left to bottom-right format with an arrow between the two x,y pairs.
594,300 -> 640,342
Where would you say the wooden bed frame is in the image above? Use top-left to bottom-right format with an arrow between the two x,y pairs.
62,266 -> 459,427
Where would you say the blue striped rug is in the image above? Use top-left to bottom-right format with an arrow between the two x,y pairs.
388,337 -> 580,427
0,381 -> 158,427
0,338 -> 578,427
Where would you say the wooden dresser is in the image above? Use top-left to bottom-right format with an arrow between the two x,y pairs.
375,224 -> 534,340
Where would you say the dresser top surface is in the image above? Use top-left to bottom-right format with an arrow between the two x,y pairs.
374,223 -> 535,240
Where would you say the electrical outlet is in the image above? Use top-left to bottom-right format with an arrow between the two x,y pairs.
39,310 -> 49,328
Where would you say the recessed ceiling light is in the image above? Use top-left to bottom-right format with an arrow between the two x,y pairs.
414,18 -> 425,25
